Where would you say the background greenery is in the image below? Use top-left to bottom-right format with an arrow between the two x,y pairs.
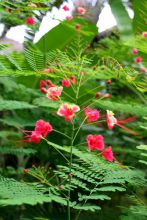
0,0 -> 146,220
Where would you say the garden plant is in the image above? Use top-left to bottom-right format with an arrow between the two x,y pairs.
0,0 -> 146,220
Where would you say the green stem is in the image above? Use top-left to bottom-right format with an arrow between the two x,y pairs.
72,117 -> 87,144
62,91 -> 76,102
53,129 -> 71,140
76,71 -> 83,100
67,122 -> 75,220
78,85 -> 102,99
43,35 -> 46,68
43,138 -> 69,163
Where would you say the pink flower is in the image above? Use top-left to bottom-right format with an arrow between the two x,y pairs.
106,110 -> 137,135
21,120 -> 53,144
106,110 -> 118,130
46,86 -> 63,101
104,93 -> 110,98
102,146 -> 114,162
57,103 -> 80,121
75,24 -> 81,30
132,48 -> 138,55
135,56 -> 142,63
86,134 -> 104,151
70,75 -> 76,84
63,5 -> 69,11
62,79 -> 70,87
84,107 -> 100,123
77,7 -> 86,15
35,120 -> 53,137
26,17 -> 35,25
142,32 -> 147,37
140,67 -> 146,73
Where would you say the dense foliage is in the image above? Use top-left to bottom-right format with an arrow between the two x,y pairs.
0,1 -> 146,220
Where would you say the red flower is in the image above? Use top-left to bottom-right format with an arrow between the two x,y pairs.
70,75 -> 76,84
57,103 -> 80,121
21,120 -> 53,144
35,120 -> 53,137
142,32 -> 147,38
102,146 -> 114,162
75,24 -> 81,30
106,79 -> 112,84
106,110 -> 137,135
46,86 -> 63,101
40,87 -> 47,93
135,56 -> 142,63
40,80 -> 46,87
26,17 -> 35,25
77,7 -> 86,15
84,107 -> 100,123
63,5 -> 69,11
95,92 -> 101,98
86,134 -> 104,151
62,79 -> 70,87
27,131 -> 42,143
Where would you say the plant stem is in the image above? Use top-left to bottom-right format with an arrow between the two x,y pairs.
53,129 -> 71,140
67,122 -> 75,220
72,117 -> 87,144
43,138 -> 69,163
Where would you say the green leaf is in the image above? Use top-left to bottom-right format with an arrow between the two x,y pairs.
36,18 -> 97,52
78,194 -> 111,201
109,0 -> 133,40
97,100 -> 147,117
96,186 -> 126,192
132,0 -> 147,33
124,36 -> 147,54
33,97 -> 59,109
136,145 -> 147,151
0,100 -> 36,111
0,175 -> 52,205
73,203 -> 101,211
0,147 -> 37,156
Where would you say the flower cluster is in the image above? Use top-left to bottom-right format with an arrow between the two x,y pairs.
40,80 -> 63,101
132,46 -> 146,73
86,134 -> 114,162
20,71 -> 136,168
61,76 -> 76,87
21,120 -> 53,144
